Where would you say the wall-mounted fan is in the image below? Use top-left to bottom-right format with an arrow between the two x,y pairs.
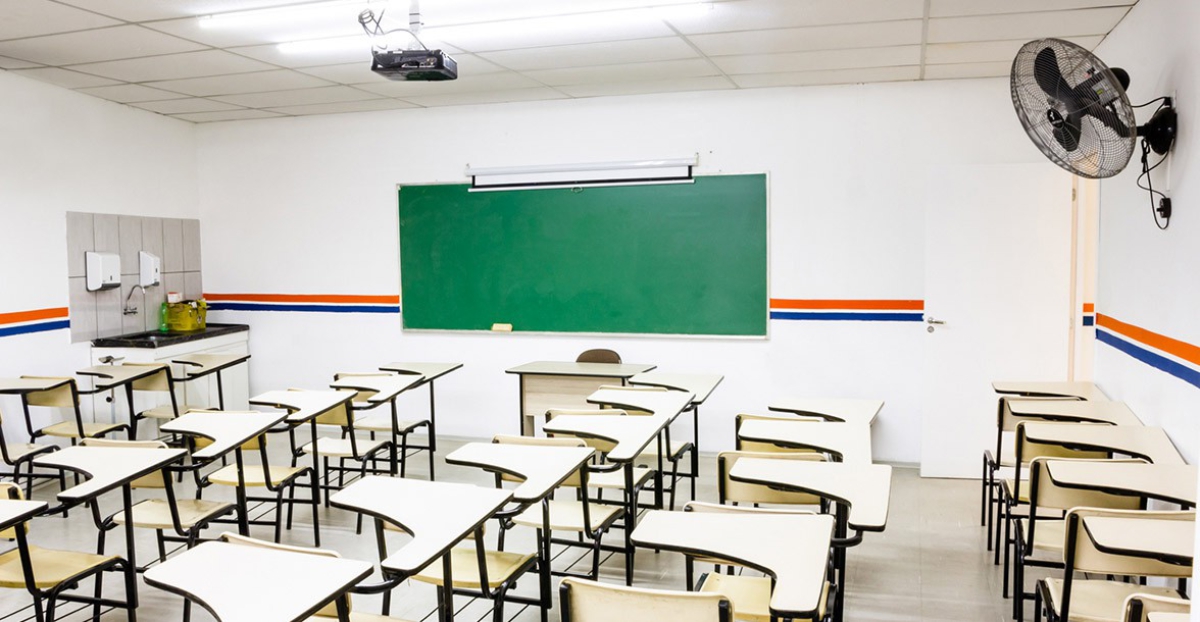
1010,38 -> 1178,228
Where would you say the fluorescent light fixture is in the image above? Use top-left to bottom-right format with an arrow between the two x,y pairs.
199,0 -> 382,29
277,34 -> 370,55
466,156 -> 698,191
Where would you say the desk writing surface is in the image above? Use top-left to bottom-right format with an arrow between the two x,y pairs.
1082,516 -> 1194,566
628,372 -> 723,404
1148,614 -> 1190,622
542,413 -> 673,464
161,411 -> 287,461
249,390 -> 354,424
632,510 -> 833,618
35,446 -> 186,502
378,362 -> 463,381
76,363 -> 168,388
144,540 -> 373,622
1007,400 -> 1142,426
1022,423 -> 1185,465
445,443 -> 594,502
171,353 -> 251,379
737,420 -> 873,464
1045,461 -> 1197,506
730,459 -> 892,531
585,387 -> 695,418
329,477 -> 511,576
992,381 -> 1108,401
507,362 -> 656,378
767,398 -> 884,426
0,377 -> 73,394
0,499 -> 48,530
329,374 -> 425,403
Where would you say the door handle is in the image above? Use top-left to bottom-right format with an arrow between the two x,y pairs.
925,317 -> 946,325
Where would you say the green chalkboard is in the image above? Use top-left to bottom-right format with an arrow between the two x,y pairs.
398,174 -> 767,336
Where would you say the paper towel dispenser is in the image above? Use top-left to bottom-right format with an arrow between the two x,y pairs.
139,251 -> 161,288
85,252 -> 120,292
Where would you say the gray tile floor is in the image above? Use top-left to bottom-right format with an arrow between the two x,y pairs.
0,439 -> 1014,622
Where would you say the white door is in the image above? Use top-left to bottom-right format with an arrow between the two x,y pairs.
921,164 -> 1075,478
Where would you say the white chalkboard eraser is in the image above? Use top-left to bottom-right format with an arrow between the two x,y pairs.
491,323 -> 513,332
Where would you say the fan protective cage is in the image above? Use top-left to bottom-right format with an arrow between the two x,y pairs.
1010,38 -> 1136,179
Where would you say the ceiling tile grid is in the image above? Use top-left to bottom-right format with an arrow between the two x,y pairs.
0,0 -> 1137,122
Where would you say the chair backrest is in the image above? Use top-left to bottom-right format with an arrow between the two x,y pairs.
1064,508 -> 1194,578
734,413 -> 822,454
80,438 -> 170,488
1122,592 -> 1190,622
220,533 -> 350,618
545,408 -> 628,454
717,451 -> 826,506
560,577 -> 731,622
576,349 -> 621,364
21,377 -> 77,408
129,364 -> 173,392
493,434 -> 588,487
0,483 -> 26,539
332,372 -> 390,402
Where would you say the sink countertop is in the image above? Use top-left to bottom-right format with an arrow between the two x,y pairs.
92,324 -> 249,349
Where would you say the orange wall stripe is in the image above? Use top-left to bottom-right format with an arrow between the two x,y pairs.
205,293 -> 399,304
1083,303 -> 1095,313
1096,313 -> 1200,367
0,307 -> 69,325
770,299 -> 924,311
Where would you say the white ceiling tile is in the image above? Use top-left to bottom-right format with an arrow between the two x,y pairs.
296,53 -> 505,85
132,98 -> 244,114
9,67 -> 120,88
228,41 -> 375,69
211,85 -> 382,108
526,58 -> 720,87
732,65 -> 921,88
928,7 -> 1132,44
422,12 -> 676,53
923,62 -> 1011,80
54,0 -> 303,22
173,109 -> 285,123
479,37 -> 698,72
401,87 -> 568,108
70,50 -> 276,82
147,69 -> 334,97
76,83 -> 193,103
355,71 -> 543,97
0,55 -> 42,69
0,25 -> 207,66
925,36 -> 1104,65
715,46 -> 922,75
0,0 -> 121,41
669,0 -> 926,35
690,20 -> 923,57
264,99 -> 420,116
931,0 -> 1136,18
559,75 -> 735,98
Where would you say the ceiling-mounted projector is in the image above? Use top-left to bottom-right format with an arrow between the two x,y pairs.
359,3 -> 457,82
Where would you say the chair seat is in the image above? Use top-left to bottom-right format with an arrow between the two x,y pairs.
41,421 -> 125,439
698,572 -> 829,622
354,414 -> 428,435
586,466 -> 654,490
3,442 -> 54,464
1002,478 -> 1031,503
301,437 -> 388,459
114,498 -> 234,530
511,499 -> 623,532
0,545 -> 117,589
209,463 -> 305,488
1042,578 -> 1181,622
411,547 -> 536,590
1016,518 -> 1065,555
636,440 -> 693,463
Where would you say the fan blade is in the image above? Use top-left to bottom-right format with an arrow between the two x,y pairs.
1083,102 -> 1132,138
1034,47 -> 1079,105
1052,111 -> 1084,152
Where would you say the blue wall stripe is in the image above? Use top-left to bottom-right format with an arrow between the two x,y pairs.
1096,329 -> 1200,390
0,320 -> 70,338
1082,316 -> 1095,326
770,311 -> 924,322
208,302 -> 399,314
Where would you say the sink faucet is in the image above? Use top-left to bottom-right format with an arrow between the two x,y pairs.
123,284 -> 148,315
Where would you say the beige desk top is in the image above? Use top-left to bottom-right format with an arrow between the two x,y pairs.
171,353 -> 251,379
161,411 -> 287,461
377,362 -> 463,381
729,458 -> 892,531
632,510 -> 834,618
1022,423 -> 1185,465
506,361 -> 656,378
34,445 -> 186,502
1007,400 -> 1142,426
76,363 -> 169,389
737,419 -> 873,464
144,540 -> 373,622
585,387 -> 695,417
1045,461 -> 1197,506
249,389 -> 355,424
0,499 -> 48,530
1147,613 -> 1191,622
329,373 -> 425,404
767,398 -> 884,426
541,388 -> 694,463
992,381 -> 1108,401
1082,515 -> 1194,566
0,377 -> 74,394
329,477 -> 512,576
445,442 -> 594,503
628,372 -> 724,404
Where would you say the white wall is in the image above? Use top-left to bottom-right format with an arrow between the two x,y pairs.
1093,0 -> 1200,463
197,78 -> 1048,463
0,71 -> 197,439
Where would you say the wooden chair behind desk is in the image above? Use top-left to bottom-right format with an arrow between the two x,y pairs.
576,349 -> 622,364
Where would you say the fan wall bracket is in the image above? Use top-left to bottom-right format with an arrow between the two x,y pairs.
1137,100 -> 1177,155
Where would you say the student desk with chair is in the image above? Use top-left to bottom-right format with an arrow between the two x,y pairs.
76,362 -> 172,437
329,373 -> 430,477
170,353 -> 252,410
506,361 -> 656,435
377,362 -> 464,471
767,398 -> 884,426
627,371 -> 723,503
735,419 -> 873,463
